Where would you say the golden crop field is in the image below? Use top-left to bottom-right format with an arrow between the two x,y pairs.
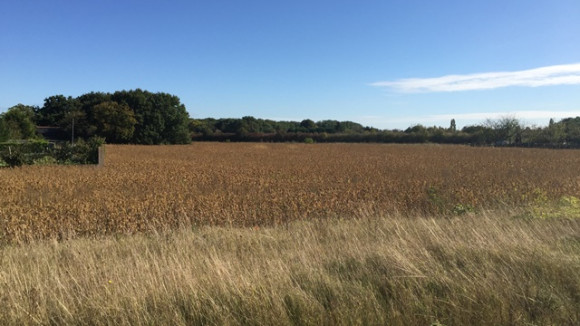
1,143 -> 579,243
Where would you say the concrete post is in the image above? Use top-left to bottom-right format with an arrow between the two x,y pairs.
98,146 -> 105,166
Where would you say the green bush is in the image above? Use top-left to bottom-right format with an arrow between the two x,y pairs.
0,137 -> 104,166
55,138 -> 103,164
33,156 -> 58,165
0,140 -> 54,167
0,149 -> 26,167
452,203 -> 475,215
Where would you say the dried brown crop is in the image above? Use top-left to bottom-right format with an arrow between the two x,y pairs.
1,143 -> 579,243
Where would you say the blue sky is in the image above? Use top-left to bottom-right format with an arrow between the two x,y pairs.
1,0 -> 579,129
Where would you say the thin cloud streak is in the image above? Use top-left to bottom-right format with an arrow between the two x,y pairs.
371,63 -> 580,93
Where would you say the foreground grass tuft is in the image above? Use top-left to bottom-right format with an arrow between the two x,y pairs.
525,195 -> 580,219
1,211 -> 578,325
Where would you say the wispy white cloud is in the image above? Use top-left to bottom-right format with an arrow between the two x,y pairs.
371,63 -> 580,93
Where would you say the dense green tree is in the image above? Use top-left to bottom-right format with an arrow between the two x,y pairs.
461,125 -> 493,144
189,119 -> 212,136
276,121 -> 300,133
76,92 -> 112,137
0,104 -> 38,140
260,119 -> 277,133
36,95 -> 80,126
561,117 -> 580,144
403,124 -> 429,142
61,109 -> 86,143
31,90 -> 190,144
339,121 -> 366,133
0,118 -> 7,142
240,116 -> 259,133
449,119 -> 457,132
405,124 -> 426,134
299,119 -> 317,131
317,120 -> 339,133
484,117 -> 522,144
93,101 -> 137,143
111,89 -> 190,144
154,92 -> 191,144
546,118 -> 565,144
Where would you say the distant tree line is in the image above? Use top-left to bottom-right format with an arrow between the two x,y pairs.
1,90 -> 580,147
190,116 -> 580,148
189,117 -> 373,137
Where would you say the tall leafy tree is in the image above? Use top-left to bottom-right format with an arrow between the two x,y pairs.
112,89 -> 190,144
449,119 -> 457,132
546,118 -> 565,144
93,101 -> 137,143
0,104 -> 38,140
561,117 -> 580,145
77,92 -> 112,137
36,95 -> 79,126
0,118 -> 8,142
299,119 -> 317,132
485,117 -> 522,144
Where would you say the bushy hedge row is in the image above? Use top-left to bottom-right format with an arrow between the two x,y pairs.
0,137 -> 104,167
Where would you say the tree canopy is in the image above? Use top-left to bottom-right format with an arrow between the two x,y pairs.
92,101 -> 137,143
0,104 -> 38,141
32,89 -> 191,144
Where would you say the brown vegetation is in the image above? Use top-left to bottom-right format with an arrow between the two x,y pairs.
1,143 -> 579,243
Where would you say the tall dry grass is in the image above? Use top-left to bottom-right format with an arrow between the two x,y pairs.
1,211 -> 578,325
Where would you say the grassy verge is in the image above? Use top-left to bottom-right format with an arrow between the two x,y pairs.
1,211 -> 579,325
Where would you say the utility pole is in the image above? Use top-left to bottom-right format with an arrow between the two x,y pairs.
71,117 -> 75,145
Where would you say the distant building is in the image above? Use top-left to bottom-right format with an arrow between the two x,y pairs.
36,126 -> 68,142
